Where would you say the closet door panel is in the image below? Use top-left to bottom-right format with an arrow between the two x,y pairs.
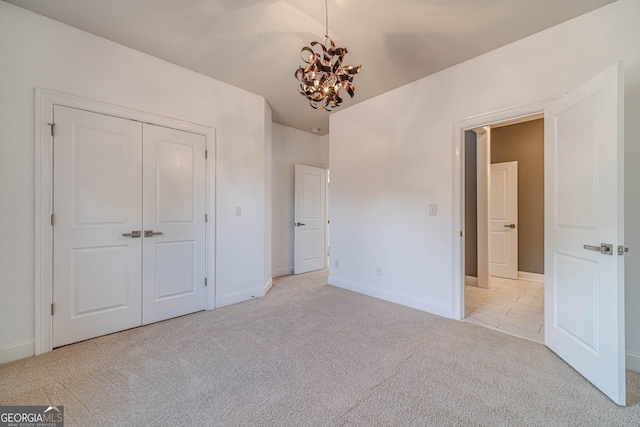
53,106 -> 143,348
142,124 -> 206,324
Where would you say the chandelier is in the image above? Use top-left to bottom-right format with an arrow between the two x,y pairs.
295,0 -> 361,111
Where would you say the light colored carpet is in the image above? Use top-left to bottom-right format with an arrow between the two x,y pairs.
1,269 -> 639,426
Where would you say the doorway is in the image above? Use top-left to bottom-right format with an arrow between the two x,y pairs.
463,117 -> 545,343
452,64 -> 627,405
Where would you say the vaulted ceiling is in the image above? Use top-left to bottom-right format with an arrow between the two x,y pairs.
6,0 -> 615,134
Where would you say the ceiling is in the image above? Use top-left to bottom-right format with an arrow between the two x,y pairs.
6,0 -> 615,135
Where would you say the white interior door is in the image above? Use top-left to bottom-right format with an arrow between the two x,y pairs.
142,124 -> 207,324
53,106 -> 142,347
545,62 -> 625,405
294,164 -> 327,274
490,161 -> 518,279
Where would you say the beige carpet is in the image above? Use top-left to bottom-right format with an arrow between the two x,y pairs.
1,269 -> 639,426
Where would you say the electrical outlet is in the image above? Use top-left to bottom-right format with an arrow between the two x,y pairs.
334,259 -> 339,269
235,206 -> 242,216
376,266 -> 382,276
429,204 -> 438,216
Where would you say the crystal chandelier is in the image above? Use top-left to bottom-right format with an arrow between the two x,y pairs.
295,0 -> 361,111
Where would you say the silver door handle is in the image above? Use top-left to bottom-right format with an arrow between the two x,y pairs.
295,222 -> 306,226
583,243 -> 613,255
504,224 -> 516,229
144,230 -> 164,237
122,231 -> 141,238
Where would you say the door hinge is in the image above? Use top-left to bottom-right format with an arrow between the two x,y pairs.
51,303 -> 54,316
205,277 -> 208,287
205,150 -> 208,159
48,122 -> 55,137
51,213 -> 55,226
205,214 -> 208,223
618,245 -> 629,256
460,231 -> 463,237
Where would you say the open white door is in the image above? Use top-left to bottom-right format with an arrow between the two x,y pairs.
490,161 -> 518,279
294,164 -> 327,274
545,63 -> 625,405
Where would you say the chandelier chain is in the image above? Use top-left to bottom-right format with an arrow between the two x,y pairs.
325,0 -> 329,39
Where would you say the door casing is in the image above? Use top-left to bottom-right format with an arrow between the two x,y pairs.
35,89 -> 216,355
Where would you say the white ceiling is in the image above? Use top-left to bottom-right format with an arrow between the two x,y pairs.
6,0 -> 615,135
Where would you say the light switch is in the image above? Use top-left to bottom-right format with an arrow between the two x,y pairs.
235,206 -> 242,216
429,204 -> 437,216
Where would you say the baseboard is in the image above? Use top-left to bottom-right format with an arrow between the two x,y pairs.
464,275 -> 478,286
272,267 -> 293,278
0,340 -> 35,364
216,281 -> 271,308
518,271 -> 545,283
328,276 -> 452,318
627,350 -> 640,373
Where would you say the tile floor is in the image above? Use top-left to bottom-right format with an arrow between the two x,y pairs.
464,276 -> 544,343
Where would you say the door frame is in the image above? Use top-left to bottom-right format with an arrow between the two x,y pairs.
452,98 -> 557,321
35,89 -> 217,355
474,126 -> 491,289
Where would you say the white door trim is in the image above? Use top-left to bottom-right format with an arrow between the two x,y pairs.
474,126 -> 491,289
452,97 -> 558,320
35,89 -> 217,355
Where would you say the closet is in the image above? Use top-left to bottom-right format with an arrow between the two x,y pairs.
52,105 -> 206,347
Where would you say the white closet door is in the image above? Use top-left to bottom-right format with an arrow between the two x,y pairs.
142,124 -> 207,324
53,106 -> 142,348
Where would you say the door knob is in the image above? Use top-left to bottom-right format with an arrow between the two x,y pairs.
122,231 -> 141,238
583,243 -> 613,255
144,230 -> 164,237
295,222 -> 306,226
504,224 -> 516,229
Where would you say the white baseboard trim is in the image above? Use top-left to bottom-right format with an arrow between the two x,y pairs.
518,271 -> 545,283
216,280 -> 272,308
464,275 -> 478,286
627,350 -> 640,373
328,276 -> 452,318
0,340 -> 35,364
272,267 -> 293,278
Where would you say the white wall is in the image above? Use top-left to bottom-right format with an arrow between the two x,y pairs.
320,134 -> 330,169
271,123 -> 324,277
329,0 -> 640,368
0,2 -> 269,363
